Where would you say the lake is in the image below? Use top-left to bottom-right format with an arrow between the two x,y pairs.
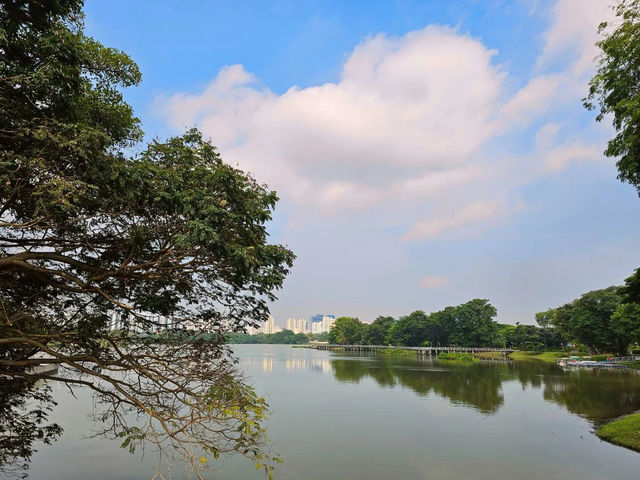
27,344 -> 640,479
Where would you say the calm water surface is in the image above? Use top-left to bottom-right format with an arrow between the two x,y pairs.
28,345 -> 640,479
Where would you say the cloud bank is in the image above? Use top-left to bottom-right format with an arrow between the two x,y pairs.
155,1 -> 613,242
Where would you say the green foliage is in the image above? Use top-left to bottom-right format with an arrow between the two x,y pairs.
438,352 -> 478,363
538,287 -> 638,355
597,412 -> 640,452
378,348 -> 415,356
328,300 -> 502,348
386,311 -> 429,346
386,301 -> 500,348
307,332 -> 329,342
448,299 -> 499,347
611,302 -> 640,348
424,306 -> 458,346
227,330 -> 308,344
621,268 -> 640,304
0,1 -> 293,476
585,0 -> 640,194
328,317 -> 365,344
502,322 -> 564,351
361,316 -> 395,345
509,351 -> 568,363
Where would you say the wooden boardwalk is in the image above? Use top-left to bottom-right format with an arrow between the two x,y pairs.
309,344 -> 514,357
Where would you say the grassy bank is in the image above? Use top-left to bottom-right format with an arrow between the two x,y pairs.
596,412 -> 640,452
621,361 -> 640,370
509,351 -> 565,363
378,348 -> 416,357
509,351 -> 640,369
474,351 -> 508,360
438,352 -> 479,363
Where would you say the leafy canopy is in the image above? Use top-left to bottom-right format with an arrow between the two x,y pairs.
0,0 -> 293,477
585,0 -> 640,193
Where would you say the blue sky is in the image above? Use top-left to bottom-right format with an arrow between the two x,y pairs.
85,0 -> 640,325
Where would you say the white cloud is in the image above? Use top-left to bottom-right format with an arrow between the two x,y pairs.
156,26 -> 504,218
538,0 -> 614,76
500,74 -> 562,124
404,201 -> 504,241
418,276 -> 448,288
543,141 -> 603,172
155,3 -> 613,241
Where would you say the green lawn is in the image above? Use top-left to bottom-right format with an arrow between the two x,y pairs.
597,412 -> 640,452
509,351 -> 566,363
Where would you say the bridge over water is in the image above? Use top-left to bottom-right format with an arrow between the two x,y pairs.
309,344 -> 514,357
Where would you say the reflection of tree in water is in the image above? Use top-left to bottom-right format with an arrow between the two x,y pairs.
331,355 -> 640,422
331,357 -> 505,414
541,369 -> 640,423
509,361 -> 640,423
0,378 -> 62,478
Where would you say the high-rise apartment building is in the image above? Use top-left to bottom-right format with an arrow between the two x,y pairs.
321,315 -> 336,333
263,315 -> 281,334
286,317 -> 308,334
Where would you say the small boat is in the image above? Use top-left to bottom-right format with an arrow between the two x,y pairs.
556,358 -> 627,370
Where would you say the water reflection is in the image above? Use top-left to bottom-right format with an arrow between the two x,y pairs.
541,369 -> 640,422
331,356 -> 504,414
310,359 -> 332,373
262,357 -> 273,373
285,358 -> 306,370
329,354 -> 640,422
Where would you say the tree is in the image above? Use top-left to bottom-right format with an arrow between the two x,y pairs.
448,299 -> 499,347
328,317 -> 365,345
424,306 -> 458,346
621,268 -> 640,304
361,316 -> 395,345
505,323 -> 543,350
540,288 -> 627,355
585,0 -> 640,194
386,311 -> 428,346
611,303 -> 640,350
0,1 -> 294,477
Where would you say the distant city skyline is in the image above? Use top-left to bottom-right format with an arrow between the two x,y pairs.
249,314 -> 337,335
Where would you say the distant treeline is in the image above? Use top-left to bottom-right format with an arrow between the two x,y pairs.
227,270 -> 639,353
532,268 -> 640,356
327,271 -> 640,355
328,299 -> 515,348
227,330 -> 328,344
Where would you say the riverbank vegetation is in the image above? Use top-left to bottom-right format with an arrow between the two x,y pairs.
438,353 -> 478,363
227,330 -> 311,344
328,299 -> 508,347
596,413 -> 640,452
534,283 -> 640,356
326,278 -> 639,357
509,351 -> 566,363
378,348 -> 416,356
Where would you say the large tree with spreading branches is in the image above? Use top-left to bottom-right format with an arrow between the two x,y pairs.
0,0 -> 294,477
